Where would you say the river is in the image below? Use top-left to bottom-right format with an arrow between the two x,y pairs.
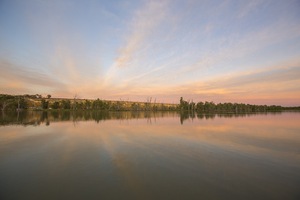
0,111 -> 299,199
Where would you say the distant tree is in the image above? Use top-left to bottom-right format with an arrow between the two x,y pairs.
76,102 -> 83,110
190,101 -> 195,111
145,97 -> 152,110
0,98 -> 13,111
51,101 -> 60,109
92,98 -> 100,109
41,99 -> 49,109
61,100 -> 71,109
196,102 -> 204,112
47,94 -> 51,99
179,97 -> 189,111
73,94 -> 78,110
204,101 -> 215,112
17,97 -> 27,110
84,100 -> 91,109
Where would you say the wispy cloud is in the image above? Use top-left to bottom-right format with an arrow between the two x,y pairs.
1,0 -> 299,105
172,61 -> 300,105
114,1 -> 169,68
172,14 -> 300,79
237,0 -> 265,18
0,59 -> 66,94
105,0 -> 300,90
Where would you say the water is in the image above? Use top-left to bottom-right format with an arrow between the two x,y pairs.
0,111 -> 300,200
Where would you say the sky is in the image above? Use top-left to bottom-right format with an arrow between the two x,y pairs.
0,0 -> 300,106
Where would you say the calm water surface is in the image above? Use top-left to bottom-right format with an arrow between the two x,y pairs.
0,111 -> 300,200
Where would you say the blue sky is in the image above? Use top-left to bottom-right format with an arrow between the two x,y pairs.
1,0 -> 300,105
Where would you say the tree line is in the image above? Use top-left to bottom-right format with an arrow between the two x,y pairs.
1,94 -> 299,112
0,94 -> 177,111
179,97 -> 298,112
40,98 -> 177,111
1,110 -> 283,127
0,94 -> 28,111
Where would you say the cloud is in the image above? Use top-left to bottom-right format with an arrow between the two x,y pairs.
0,59 -> 66,94
114,0 -> 169,68
103,0 -> 171,86
237,0 -> 265,18
172,61 -> 300,105
1,0 -> 299,106
174,17 -> 300,78
106,0 -> 300,90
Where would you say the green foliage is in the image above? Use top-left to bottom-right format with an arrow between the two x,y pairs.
41,99 -> 49,109
0,94 -> 296,112
0,94 -> 27,111
196,102 -> 204,112
75,102 -> 83,110
92,98 -> 109,110
51,101 -> 60,109
110,101 -> 123,111
179,97 -> 286,113
61,100 -> 71,109
179,97 -> 189,110
131,103 -> 140,111
84,100 -> 91,109
18,98 -> 27,109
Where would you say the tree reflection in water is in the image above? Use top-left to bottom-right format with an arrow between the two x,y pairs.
0,110 -> 285,126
